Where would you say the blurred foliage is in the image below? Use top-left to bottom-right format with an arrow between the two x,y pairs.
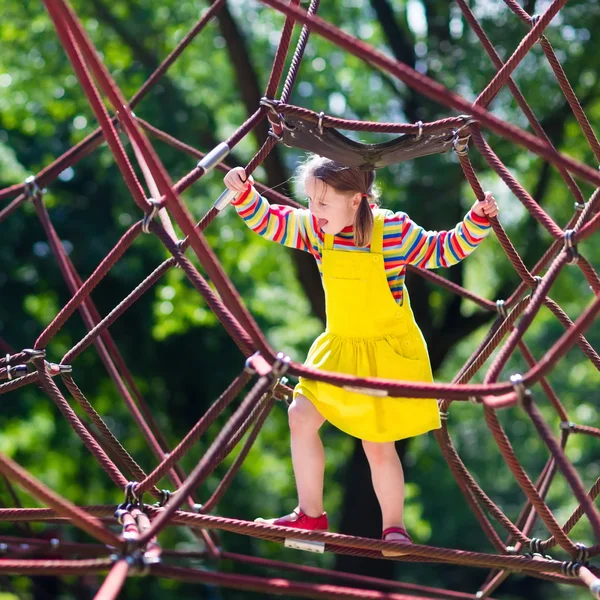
0,0 -> 599,598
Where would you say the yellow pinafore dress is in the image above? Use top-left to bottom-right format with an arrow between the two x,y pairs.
294,211 -> 441,443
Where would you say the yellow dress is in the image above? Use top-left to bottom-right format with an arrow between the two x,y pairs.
294,211 -> 440,442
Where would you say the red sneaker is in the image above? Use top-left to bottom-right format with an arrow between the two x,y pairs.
255,508 -> 329,532
382,526 -> 413,557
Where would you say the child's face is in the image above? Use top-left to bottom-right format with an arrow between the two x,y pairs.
305,176 -> 361,235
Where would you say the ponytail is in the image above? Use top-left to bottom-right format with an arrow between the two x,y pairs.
354,194 -> 374,248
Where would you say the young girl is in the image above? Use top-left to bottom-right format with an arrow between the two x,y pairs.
224,155 -> 498,554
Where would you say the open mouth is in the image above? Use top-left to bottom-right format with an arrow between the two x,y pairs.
317,218 -> 328,229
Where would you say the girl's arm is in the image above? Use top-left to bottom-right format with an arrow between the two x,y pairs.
231,185 -> 318,254
388,192 -> 497,269
400,207 -> 491,269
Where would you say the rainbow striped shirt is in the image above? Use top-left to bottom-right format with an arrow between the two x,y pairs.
232,187 -> 491,305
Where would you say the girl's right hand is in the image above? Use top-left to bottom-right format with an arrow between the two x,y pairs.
224,167 -> 253,193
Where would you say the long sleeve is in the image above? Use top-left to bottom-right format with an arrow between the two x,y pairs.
231,186 -> 320,255
384,209 -> 491,270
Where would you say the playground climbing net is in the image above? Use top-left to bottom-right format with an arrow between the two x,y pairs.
0,0 -> 599,598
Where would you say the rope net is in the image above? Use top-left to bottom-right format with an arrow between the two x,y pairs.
0,0 -> 599,598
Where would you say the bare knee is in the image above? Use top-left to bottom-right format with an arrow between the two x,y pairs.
362,440 -> 399,467
288,394 -> 324,433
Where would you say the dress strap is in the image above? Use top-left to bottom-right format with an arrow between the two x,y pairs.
370,210 -> 385,254
324,233 -> 334,250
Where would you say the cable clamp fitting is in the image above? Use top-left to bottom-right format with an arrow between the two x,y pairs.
560,421 -> 576,431
142,199 -> 159,234
564,229 -> 579,265
530,14 -> 541,27
260,97 -> 284,137
124,481 -> 140,506
574,201 -> 586,212
159,489 -> 171,507
5,364 -> 27,381
561,560 -> 582,577
510,373 -> 530,406
529,538 -> 544,555
23,348 -> 46,361
244,351 -> 261,375
126,552 -> 151,577
44,361 -> 72,376
415,120 -> 423,141
317,111 -> 325,136
272,352 -> 291,379
23,175 -> 43,199
496,299 -> 507,319
575,542 -> 589,564
453,115 -> 475,154
4,354 -> 11,380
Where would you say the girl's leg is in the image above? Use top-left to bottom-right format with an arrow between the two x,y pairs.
289,394 -> 326,516
362,440 -> 407,538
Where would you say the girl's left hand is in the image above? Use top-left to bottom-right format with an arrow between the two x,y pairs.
472,191 -> 499,219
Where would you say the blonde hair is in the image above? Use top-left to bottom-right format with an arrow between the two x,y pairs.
296,155 -> 379,248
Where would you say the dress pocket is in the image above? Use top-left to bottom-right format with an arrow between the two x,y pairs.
387,334 -> 419,361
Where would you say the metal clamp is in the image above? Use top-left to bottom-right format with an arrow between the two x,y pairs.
4,354 -> 10,380
23,348 -> 46,361
496,299 -> 507,319
564,229 -> 579,265
124,481 -> 140,505
452,133 -> 469,156
142,199 -> 159,234
126,553 -> 151,576
5,364 -> 27,380
575,542 -> 589,564
530,14 -> 541,27
529,538 -> 544,555
317,111 -> 325,136
561,560 -> 582,577
560,421 -> 576,431
272,352 -> 291,379
23,175 -> 43,199
510,374 -> 530,405
159,489 -> 171,507
259,97 -> 280,116
244,351 -> 261,375
415,120 -> 423,141
44,361 -> 72,376
574,201 -> 586,212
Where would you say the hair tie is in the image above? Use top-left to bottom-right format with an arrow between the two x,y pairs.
361,194 -> 368,201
